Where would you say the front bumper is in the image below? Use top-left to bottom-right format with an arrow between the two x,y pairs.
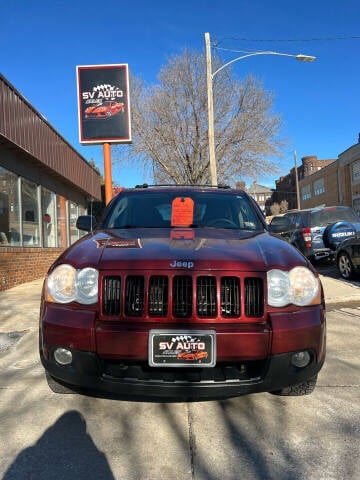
40,302 -> 326,400
40,348 -> 324,401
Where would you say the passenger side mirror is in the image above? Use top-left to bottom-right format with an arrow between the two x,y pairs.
268,216 -> 293,233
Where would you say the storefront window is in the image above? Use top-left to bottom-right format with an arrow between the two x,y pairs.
0,167 -> 20,246
78,205 -> 88,238
41,188 -> 57,247
69,201 -> 79,244
21,178 -> 40,247
0,168 -> 90,248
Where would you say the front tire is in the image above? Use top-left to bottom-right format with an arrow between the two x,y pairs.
271,375 -> 317,396
337,251 -> 354,280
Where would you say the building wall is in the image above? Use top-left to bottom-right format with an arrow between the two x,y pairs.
299,161 -> 340,209
0,247 -> 65,291
0,74 -> 102,291
272,156 -> 336,210
339,142 -> 360,215
296,142 -> 360,215
0,74 -> 101,200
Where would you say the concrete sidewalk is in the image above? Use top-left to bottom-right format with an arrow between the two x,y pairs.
0,274 -> 359,330
319,274 -> 360,306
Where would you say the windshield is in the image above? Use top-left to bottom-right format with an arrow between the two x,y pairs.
103,191 -> 264,231
310,207 -> 360,227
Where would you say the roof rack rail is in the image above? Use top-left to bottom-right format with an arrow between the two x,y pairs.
134,183 -> 231,189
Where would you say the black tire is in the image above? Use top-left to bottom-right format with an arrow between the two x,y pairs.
45,371 -> 75,394
337,251 -> 354,280
270,375 -> 317,396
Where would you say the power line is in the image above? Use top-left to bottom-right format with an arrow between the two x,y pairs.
213,34 -> 360,46
213,46 -> 300,55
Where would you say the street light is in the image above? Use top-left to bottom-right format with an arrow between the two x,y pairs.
205,32 -> 316,186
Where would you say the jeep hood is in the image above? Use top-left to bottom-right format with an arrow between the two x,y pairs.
55,228 -> 308,272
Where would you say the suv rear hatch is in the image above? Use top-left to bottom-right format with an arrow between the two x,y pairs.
309,207 -> 360,257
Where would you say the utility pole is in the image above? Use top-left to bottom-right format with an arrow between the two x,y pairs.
103,143 -> 113,204
205,32 -> 218,186
294,150 -> 301,209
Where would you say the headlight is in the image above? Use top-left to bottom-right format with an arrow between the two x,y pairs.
76,267 -> 99,304
267,267 -> 320,307
288,266 -> 319,306
47,264 -> 76,303
46,264 -> 99,305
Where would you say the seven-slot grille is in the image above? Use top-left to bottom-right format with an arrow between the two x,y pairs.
102,274 -> 264,319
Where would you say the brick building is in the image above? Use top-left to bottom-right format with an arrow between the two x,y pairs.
0,74 -> 102,291
271,155 -> 336,210
299,141 -> 360,215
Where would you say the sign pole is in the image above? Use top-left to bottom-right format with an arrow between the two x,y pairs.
103,142 -> 113,204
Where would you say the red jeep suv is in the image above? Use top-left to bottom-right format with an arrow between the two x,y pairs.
39,186 -> 326,400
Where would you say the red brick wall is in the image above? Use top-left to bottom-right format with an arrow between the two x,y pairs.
0,247 -> 64,291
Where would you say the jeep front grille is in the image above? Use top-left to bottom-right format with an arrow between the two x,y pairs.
101,273 -> 264,320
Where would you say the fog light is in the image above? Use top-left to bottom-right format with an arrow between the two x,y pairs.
291,351 -> 311,368
54,347 -> 73,365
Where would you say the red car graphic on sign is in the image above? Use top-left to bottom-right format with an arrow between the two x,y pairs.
177,351 -> 208,361
84,101 -> 125,119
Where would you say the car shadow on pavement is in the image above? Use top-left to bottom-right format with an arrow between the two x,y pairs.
3,410 -> 115,479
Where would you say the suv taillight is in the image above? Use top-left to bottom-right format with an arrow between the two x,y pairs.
302,228 -> 312,247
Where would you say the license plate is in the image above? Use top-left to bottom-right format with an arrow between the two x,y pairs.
149,330 -> 216,367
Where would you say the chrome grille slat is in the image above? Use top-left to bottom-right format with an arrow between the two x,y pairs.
221,277 -> 240,317
149,276 -> 168,316
197,276 -> 217,317
103,276 -> 121,315
245,278 -> 264,317
125,276 -> 144,316
173,276 -> 192,318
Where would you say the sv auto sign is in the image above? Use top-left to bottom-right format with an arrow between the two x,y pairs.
76,64 -> 132,144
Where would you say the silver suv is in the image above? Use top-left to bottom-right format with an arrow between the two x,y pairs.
269,206 -> 360,262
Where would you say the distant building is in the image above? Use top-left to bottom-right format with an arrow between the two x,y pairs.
271,155 -> 336,210
236,181 -> 273,214
298,143 -> 360,215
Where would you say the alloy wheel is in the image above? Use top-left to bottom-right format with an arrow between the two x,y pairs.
338,252 -> 353,280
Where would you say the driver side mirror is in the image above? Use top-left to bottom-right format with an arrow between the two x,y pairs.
76,215 -> 97,232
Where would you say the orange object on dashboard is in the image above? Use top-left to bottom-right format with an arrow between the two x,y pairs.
171,197 -> 194,227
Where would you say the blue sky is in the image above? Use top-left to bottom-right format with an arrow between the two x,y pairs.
1,0 -> 360,188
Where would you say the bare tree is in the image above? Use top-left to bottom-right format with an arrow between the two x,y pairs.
270,203 -> 281,216
279,199 -> 289,213
115,49 -> 284,185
